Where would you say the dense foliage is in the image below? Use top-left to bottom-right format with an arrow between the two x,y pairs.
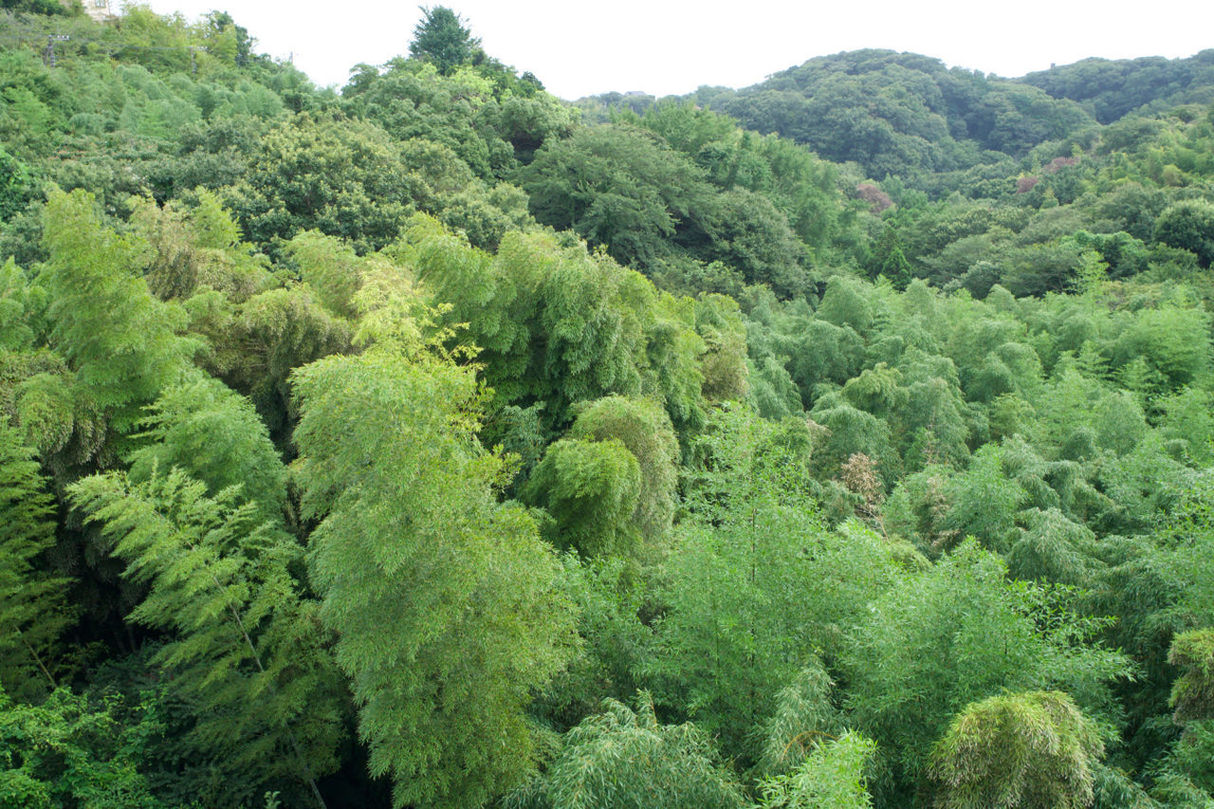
2,4 -> 1214,808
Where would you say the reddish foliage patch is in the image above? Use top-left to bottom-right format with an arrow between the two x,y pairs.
1016,175 -> 1040,194
856,183 -> 894,213
1044,155 -> 1080,174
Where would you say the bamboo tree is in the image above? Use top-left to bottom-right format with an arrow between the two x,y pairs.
292,290 -> 578,808
759,730 -> 878,809
930,691 -> 1103,809
507,693 -> 749,809
38,189 -> 192,438
70,468 -> 343,808
0,424 -> 72,696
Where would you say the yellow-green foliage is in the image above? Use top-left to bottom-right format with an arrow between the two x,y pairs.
760,731 -> 878,809
1169,629 -> 1214,724
569,395 -> 679,544
930,690 -> 1103,809
39,189 -> 192,435
526,436 -> 643,558
292,334 -> 578,809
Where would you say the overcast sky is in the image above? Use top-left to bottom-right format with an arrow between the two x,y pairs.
138,0 -> 1213,99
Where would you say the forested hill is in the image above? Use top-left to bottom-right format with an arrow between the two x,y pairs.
584,49 -> 1214,179
1022,51 -> 1214,123
3,4 -> 1214,809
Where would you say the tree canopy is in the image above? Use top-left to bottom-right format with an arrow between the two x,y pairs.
1,5 -> 1213,808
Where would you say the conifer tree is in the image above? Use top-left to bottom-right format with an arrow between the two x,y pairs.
410,6 -> 480,75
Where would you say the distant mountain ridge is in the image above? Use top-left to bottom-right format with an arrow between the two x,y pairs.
580,49 -> 1214,179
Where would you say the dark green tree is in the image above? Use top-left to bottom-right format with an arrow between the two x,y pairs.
70,467 -> 345,808
0,686 -> 165,808
0,425 -> 71,696
410,7 -> 479,75
1154,200 -> 1214,268
224,115 -> 419,254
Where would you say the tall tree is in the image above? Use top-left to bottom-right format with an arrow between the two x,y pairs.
292,297 -> 577,808
650,408 -> 899,761
70,468 -> 345,808
38,189 -> 191,439
843,541 -> 1128,803
0,425 -> 71,696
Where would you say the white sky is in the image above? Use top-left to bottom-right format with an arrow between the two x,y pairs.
137,1 -> 1214,99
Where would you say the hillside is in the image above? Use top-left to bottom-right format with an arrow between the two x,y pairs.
583,49 -> 1214,181
1022,50 -> 1214,123
2,5 -> 1214,809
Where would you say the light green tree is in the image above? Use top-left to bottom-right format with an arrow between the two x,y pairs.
942,444 -> 1026,553
1169,629 -> 1214,724
39,189 -> 192,438
127,375 -> 288,527
760,731 -> 878,809
506,693 -> 749,809
526,436 -> 643,558
651,408 -> 899,760
292,319 -> 578,808
843,541 -> 1128,803
930,691 -> 1103,809
756,661 -> 845,776
568,395 -> 680,544
70,467 -> 345,808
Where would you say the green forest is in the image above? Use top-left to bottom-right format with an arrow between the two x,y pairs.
2,3 -> 1214,807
